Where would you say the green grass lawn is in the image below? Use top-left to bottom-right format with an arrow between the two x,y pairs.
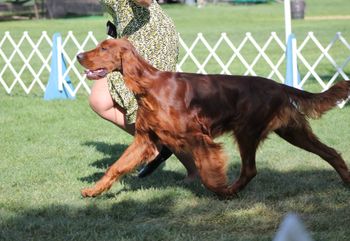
1,1 -> 350,240
1,90 -> 350,241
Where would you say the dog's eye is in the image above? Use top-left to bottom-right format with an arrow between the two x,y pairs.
101,47 -> 108,51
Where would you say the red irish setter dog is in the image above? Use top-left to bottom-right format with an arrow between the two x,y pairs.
77,38 -> 350,198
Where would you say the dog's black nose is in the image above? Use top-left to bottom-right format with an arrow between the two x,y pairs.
76,53 -> 84,61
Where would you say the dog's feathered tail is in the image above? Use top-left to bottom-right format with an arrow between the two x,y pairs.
284,80 -> 350,119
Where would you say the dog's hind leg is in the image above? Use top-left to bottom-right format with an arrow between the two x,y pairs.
227,131 -> 260,195
81,134 -> 158,197
275,121 -> 350,184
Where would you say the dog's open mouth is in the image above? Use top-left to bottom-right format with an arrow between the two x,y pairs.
84,68 -> 108,80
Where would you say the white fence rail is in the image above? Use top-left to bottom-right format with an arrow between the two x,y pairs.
0,31 -> 349,97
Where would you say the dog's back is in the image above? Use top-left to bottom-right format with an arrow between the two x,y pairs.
173,73 -> 350,139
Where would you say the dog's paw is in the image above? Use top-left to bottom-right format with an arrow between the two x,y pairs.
343,180 -> 350,188
342,173 -> 350,187
81,187 -> 100,198
217,192 -> 239,201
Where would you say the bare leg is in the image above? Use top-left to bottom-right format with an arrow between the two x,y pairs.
89,77 -> 135,135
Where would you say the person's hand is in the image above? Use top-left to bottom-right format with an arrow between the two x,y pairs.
134,0 -> 152,7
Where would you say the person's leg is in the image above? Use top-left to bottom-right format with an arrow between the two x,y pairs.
138,146 -> 173,178
89,77 -> 135,135
139,148 -> 198,181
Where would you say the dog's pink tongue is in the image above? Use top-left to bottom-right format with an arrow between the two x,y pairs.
84,69 -> 108,80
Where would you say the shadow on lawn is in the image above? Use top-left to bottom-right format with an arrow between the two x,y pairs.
80,140 -> 208,197
79,141 -> 129,183
1,168 -> 349,241
80,140 -> 349,199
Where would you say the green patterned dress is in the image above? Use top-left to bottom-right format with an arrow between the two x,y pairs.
100,0 -> 179,123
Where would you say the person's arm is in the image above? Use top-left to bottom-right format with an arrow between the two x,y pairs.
133,0 -> 152,7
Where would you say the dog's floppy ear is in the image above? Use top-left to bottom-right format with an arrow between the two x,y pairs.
117,40 -> 149,93
107,38 -> 131,73
118,42 -> 138,75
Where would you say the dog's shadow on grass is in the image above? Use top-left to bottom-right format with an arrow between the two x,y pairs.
80,141 -> 130,183
3,166 -> 349,241
80,141 -> 209,197
80,141 -> 349,199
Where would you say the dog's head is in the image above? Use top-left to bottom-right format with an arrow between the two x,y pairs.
77,38 -> 132,80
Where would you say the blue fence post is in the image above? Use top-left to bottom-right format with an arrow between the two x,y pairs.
285,33 -> 301,88
44,33 -> 75,100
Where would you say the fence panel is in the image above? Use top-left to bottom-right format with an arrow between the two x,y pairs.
0,31 -> 349,104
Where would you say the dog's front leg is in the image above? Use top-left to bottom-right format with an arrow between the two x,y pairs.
81,135 -> 158,197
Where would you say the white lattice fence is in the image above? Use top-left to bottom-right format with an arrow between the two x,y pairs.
0,31 -> 349,97
0,31 -> 52,94
178,32 -> 286,82
297,32 -> 350,90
